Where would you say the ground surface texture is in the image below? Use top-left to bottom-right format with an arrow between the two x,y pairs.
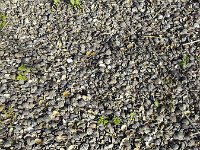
0,0 -> 200,150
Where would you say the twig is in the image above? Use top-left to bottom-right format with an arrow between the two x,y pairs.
146,6 -> 167,21
184,114 -> 198,130
182,39 -> 200,46
152,7 -> 165,20
0,22 -> 8,31
0,59 -> 21,62
143,35 -> 164,39
191,132 -> 200,136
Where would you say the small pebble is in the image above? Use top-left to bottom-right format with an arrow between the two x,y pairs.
4,94 -> 11,98
82,95 -> 88,101
63,91 -> 70,98
121,124 -> 127,131
67,58 -> 73,63
68,145 -> 75,150
35,138 -> 42,145
99,63 -> 106,67
53,111 -> 60,116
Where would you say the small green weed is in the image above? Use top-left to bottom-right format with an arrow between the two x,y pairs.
97,116 -> 108,126
0,105 -> 16,127
18,64 -> 26,72
53,0 -> 61,8
154,100 -> 160,107
0,13 -> 7,30
70,0 -> 82,9
129,112 -> 135,121
16,74 -> 27,81
2,105 -> 15,120
179,54 -> 190,68
113,116 -> 121,125
16,64 -> 30,81
169,96 -> 174,108
163,76 -> 173,85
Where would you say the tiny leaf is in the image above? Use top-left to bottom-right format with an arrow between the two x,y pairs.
103,119 -> 108,126
53,0 -> 60,7
98,116 -> 108,126
70,0 -> 75,5
130,112 -> 135,121
0,13 -> 7,29
113,117 -> 121,125
179,54 -> 190,68
18,64 -> 26,72
16,74 -> 27,81
154,100 -> 160,107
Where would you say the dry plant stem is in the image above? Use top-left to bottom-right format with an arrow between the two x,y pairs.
0,59 -> 21,62
182,39 -> 200,46
146,5 -> 169,21
191,132 -> 200,136
143,35 -> 164,39
0,22 -> 8,31
151,7 -> 165,19
184,114 -> 198,131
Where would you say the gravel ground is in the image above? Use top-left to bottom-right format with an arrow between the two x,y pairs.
0,0 -> 200,149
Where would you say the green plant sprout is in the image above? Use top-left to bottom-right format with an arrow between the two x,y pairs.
2,105 -> 15,120
169,96 -> 174,108
16,74 -> 26,81
16,64 -> 30,81
179,54 -> 190,68
18,64 -> 26,72
113,116 -> 121,125
53,0 -> 61,8
0,13 -> 7,30
154,100 -> 160,107
70,0 -> 82,9
163,76 -> 173,85
97,116 -> 108,126
130,112 -> 135,121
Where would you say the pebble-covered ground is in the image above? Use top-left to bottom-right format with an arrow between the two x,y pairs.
0,0 -> 200,150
